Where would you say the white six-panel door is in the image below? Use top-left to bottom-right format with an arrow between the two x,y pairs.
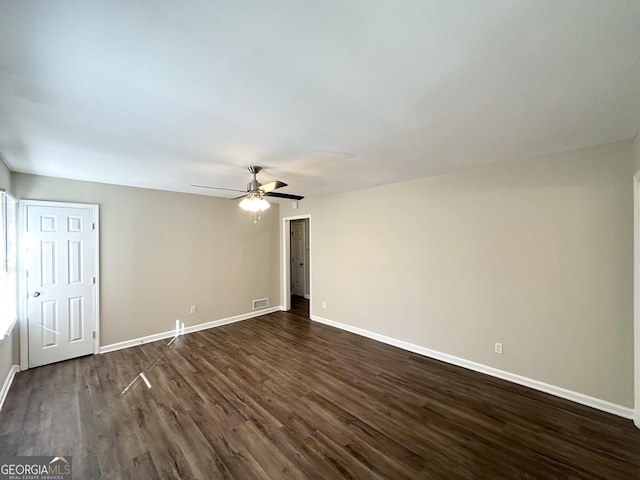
26,203 -> 98,368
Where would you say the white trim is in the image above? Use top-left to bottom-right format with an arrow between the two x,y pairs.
93,205 -> 101,356
0,317 -> 18,342
634,171 -> 640,428
100,306 -> 281,354
19,200 -> 100,370
0,364 -> 20,412
311,313 -> 634,420
281,214 -> 312,313
18,202 -> 26,370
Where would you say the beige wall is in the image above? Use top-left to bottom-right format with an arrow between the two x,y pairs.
13,174 -> 280,346
0,158 -> 16,386
281,141 -> 634,407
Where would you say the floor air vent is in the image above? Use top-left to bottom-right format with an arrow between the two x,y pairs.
252,298 -> 269,310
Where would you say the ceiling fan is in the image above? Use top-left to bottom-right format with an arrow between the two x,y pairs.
192,166 -> 304,214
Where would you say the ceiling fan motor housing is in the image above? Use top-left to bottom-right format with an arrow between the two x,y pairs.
248,166 -> 262,192
247,179 -> 262,192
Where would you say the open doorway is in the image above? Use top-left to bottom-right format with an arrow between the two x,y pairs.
282,215 -> 310,317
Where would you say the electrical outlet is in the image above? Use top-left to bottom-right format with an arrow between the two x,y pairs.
322,301 -> 327,309
190,305 -> 196,314
494,342 -> 503,354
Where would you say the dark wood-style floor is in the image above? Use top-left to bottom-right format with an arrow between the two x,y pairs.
1,297 -> 639,479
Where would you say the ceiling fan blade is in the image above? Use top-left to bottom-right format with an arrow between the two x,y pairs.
259,180 -> 287,194
231,194 -> 248,200
191,184 -> 246,193
264,192 -> 305,200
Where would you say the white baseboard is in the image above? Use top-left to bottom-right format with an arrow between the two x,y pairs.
310,314 -> 634,420
100,306 -> 281,354
0,365 -> 20,412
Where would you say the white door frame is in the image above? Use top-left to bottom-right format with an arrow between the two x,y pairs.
634,173 -> 640,428
282,214 -> 311,313
19,200 -> 100,371
290,220 -> 307,298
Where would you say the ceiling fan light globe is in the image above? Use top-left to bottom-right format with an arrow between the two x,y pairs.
249,200 -> 261,212
239,197 -> 252,211
243,196 -> 269,212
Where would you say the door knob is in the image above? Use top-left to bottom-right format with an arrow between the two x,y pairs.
33,291 -> 41,297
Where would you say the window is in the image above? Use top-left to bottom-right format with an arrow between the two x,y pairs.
0,191 -> 17,340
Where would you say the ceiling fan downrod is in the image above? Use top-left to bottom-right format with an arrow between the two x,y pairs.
247,166 -> 262,192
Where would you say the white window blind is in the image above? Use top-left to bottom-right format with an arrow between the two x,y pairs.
0,191 -> 17,340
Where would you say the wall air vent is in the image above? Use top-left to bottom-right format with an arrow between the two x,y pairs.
252,298 -> 269,310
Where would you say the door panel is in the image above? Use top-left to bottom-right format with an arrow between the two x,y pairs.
41,300 -> 58,347
68,240 -> 83,284
27,205 -> 96,368
69,296 -> 84,342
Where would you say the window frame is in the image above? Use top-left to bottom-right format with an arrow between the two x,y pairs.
0,190 -> 18,340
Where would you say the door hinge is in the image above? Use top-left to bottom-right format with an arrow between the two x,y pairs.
92,277 -> 96,284
93,331 -> 96,339
92,223 -> 95,230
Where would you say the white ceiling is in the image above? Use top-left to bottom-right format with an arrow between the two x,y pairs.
0,1 -> 639,199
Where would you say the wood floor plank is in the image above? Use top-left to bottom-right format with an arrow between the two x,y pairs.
299,392 -> 424,479
1,297 -> 639,479
261,424 -> 341,480
194,418 -> 272,480
0,368 -> 33,454
302,429 -> 386,480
